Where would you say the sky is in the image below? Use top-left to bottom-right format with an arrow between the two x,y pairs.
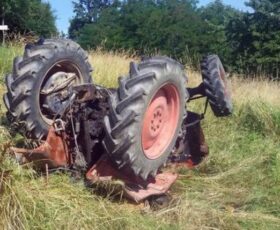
46,0 -> 249,34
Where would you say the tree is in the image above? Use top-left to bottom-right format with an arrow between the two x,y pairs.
226,0 -> 280,78
199,0 -> 240,66
69,0 -> 116,39
70,0 -> 280,78
25,1 -> 57,37
76,0 -> 212,66
0,0 -> 57,37
77,4 -> 123,49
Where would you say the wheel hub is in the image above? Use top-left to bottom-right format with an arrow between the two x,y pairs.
41,71 -> 78,117
142,84 -> 180,160
149,103 -> 165,137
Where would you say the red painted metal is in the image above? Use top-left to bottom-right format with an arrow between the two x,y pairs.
86,155 -> 177,202
11,127 -> 71,169
141,84 -> 180,159
172,123 -> 209,168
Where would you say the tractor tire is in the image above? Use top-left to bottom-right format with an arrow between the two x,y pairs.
4,39 -> 93,140
103,57 -> 188,180
201,55 -> 233,117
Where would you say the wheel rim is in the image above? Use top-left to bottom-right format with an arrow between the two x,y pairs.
141,83 -> 180,160
39,60 -> 82,124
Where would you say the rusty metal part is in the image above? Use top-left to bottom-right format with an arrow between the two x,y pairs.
53,119 -> 66,132
17,85 -> 111,172
11,127 -> 71,170
183,124 -> 209,168
40,71 -> 81,122
184,112 -> 209,166
187,82 -> 206,101
86,155 -> 177,203
68,86 -> 110,168
71,83 -> 96,103
41,72 -> 77,95
171,111 -> 209,167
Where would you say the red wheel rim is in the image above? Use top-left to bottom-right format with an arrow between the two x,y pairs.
141,84 -> 180,159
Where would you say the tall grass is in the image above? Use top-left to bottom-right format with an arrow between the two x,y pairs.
0,48 -> 280,229
0,45 -> 23,81
89,49 -> 135,88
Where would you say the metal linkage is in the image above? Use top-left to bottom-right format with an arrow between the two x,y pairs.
63,85 -> 111,170
187,82 -> 206,101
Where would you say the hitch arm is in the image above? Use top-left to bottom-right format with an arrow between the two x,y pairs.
187,82 -> 206,100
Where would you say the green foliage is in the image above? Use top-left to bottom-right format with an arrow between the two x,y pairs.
226,0 -> 280,78
77,3 -> 123,49
70,0 -> 280,78
199,0 -> 239,67
75,0 -> 214,66
0,0 -> 57,37
236,100 -> 280,136
0,45 -> 22,80
69,0 -> 117,39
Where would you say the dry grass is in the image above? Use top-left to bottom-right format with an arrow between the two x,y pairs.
0,47 -> 280,229
232,77 -> 280,107
89,49 -> 136,88
187,67 -> 280,107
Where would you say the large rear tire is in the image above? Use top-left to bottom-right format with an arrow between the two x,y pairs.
103,57 -> 188,180
201,55 -> 233,117
4,39 -> 93,140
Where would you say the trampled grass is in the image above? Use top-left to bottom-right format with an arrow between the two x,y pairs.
0,47 -> 280,229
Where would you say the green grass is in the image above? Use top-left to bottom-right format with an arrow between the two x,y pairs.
0,46 -> 280,229
0,45 -> 23,81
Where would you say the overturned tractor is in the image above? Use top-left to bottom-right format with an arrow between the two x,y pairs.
4,39 -> 232,203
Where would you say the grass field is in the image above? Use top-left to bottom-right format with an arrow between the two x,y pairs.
0,45 -> 280,229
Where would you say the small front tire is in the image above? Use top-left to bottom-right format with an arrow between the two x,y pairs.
201,55 -> 233,117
